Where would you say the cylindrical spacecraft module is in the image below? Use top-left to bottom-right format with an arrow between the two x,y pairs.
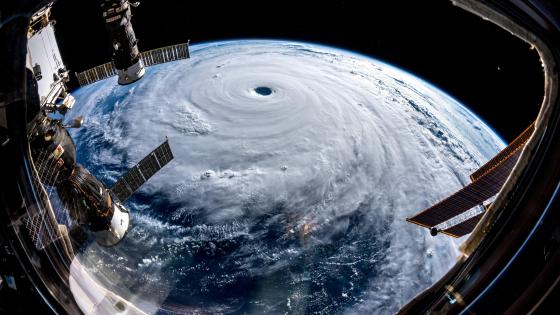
57,164 -> 130,246
101,0 -> 145,84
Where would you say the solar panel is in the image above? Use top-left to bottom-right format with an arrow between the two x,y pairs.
442,212 -> 485,238
407,145 -> 524,228
470,122 -> 534,182
111,140 -> 174,202
77,43 -> 190,86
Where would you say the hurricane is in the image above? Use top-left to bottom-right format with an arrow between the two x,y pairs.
66,40 -> 504,314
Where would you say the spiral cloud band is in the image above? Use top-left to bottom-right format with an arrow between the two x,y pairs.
68,40 -> 504,314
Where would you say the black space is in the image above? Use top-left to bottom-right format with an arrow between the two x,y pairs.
51,0 -> 544,142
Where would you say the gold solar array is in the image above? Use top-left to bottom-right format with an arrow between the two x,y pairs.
406,122 -> 535,237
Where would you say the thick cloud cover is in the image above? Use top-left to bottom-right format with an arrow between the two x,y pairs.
67,40 -> 504,314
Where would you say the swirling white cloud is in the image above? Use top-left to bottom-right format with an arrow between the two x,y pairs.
67,40 -> 504,314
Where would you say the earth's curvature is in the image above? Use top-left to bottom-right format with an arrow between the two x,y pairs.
66,40 -> 504,314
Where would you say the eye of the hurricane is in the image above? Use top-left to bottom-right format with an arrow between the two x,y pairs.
254,86 -> 273,96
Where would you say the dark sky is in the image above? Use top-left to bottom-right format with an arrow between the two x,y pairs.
51,0 -> 544,142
